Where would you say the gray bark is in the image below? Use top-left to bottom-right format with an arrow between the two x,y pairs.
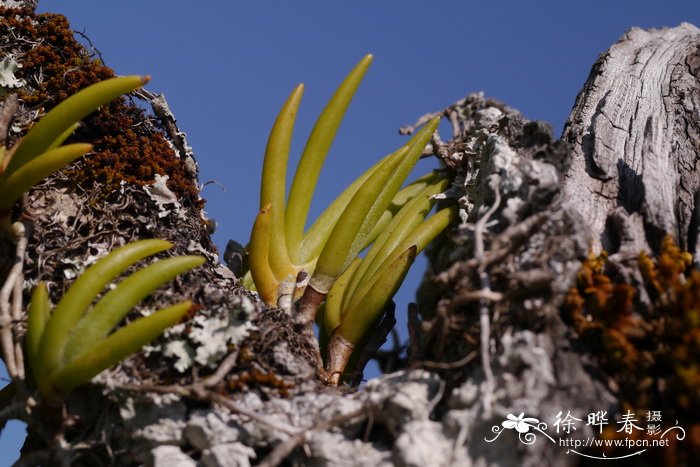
562,23 -> 700,257
1,4 -> 698,466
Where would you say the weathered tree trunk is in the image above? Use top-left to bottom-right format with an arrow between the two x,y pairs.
562,23 -> 700,258
1,2 -> 698,465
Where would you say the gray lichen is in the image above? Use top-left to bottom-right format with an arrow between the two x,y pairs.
0,54 -> 24,96
162,295 -> 255,372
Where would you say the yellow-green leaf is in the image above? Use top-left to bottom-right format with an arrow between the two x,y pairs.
347,206 -> 457,318
62,255 -> 205,363
324,257 -> 362,336
26,283 -> 52,397
310,146 -> 406,294
248,204 -> 280,305
261,84 -> 303,279
0,143 -> 92,212
310,117 -> 439,294
38,239 -> 172,376
5,76 -> 149,175
343,176 -> 448,308
298,149 -> 395,265
285,55 -> 373,263
51,301 -> 192,394
336,246 -> 416,345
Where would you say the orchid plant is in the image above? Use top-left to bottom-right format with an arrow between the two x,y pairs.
246,55 -> 454,384
27,239 -> 204,401
0,76 -> 149,226
0,76 -> 207,400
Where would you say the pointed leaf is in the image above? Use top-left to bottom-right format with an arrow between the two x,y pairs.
38,239 -> 172,376
336,246 -> 416,345
310,146 -> 406,293
248,204 -> 280,305
5,76 -> 149,175
51,301 -> 192,394
62,255 -> 205,363
261,84 -> 303,277
299,148 -> 437,265
390,172 -> 440,208
241,270 -> 255,291
26,282 -> 52,397
324,257 -> 362,336
343,176 -> 448,308
347,205 -> 457,315
298,149 -> 395,264
285,55 -> 373,260
0,143 -> 93,212
310,117 -> 439,293
358,171 -> 441,251
46,122 -> 80,152
350,118 -> 440,254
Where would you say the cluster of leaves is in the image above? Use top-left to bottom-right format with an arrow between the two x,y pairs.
27,240 -> 203,400
0,76 -> 147,222
246,55 -> 455,384
0,8 -> 216,400
0,75 -> 204,401
0,10 -> 200,206
564,235 -> 699,457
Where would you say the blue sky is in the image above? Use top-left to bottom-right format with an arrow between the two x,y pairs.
2,0 -> 699,463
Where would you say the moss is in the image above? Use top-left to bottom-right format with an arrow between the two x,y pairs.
564,235 -> 700,462
225,363 -> 294,398
0,9 -> 200,207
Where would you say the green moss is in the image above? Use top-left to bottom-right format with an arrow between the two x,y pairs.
0,9 -> 200,208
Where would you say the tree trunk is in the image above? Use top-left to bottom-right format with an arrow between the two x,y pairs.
562,23 -> 700,257
1,3 -> 698,466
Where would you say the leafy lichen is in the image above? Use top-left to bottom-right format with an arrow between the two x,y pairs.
161,295 -> 255,373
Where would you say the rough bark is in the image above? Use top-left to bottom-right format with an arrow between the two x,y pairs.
562,23 -> 700,258
1,2 -> 698,466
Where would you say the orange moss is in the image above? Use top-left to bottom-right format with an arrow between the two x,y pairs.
0,10 -> 200,207
564,235 -> 700,462
226,365 -> 293,397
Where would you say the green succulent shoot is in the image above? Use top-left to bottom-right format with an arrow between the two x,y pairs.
247,54 -> 455,384
324,204 -> 458,384
26,239 -> 204,400
0,75 -> 150,224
